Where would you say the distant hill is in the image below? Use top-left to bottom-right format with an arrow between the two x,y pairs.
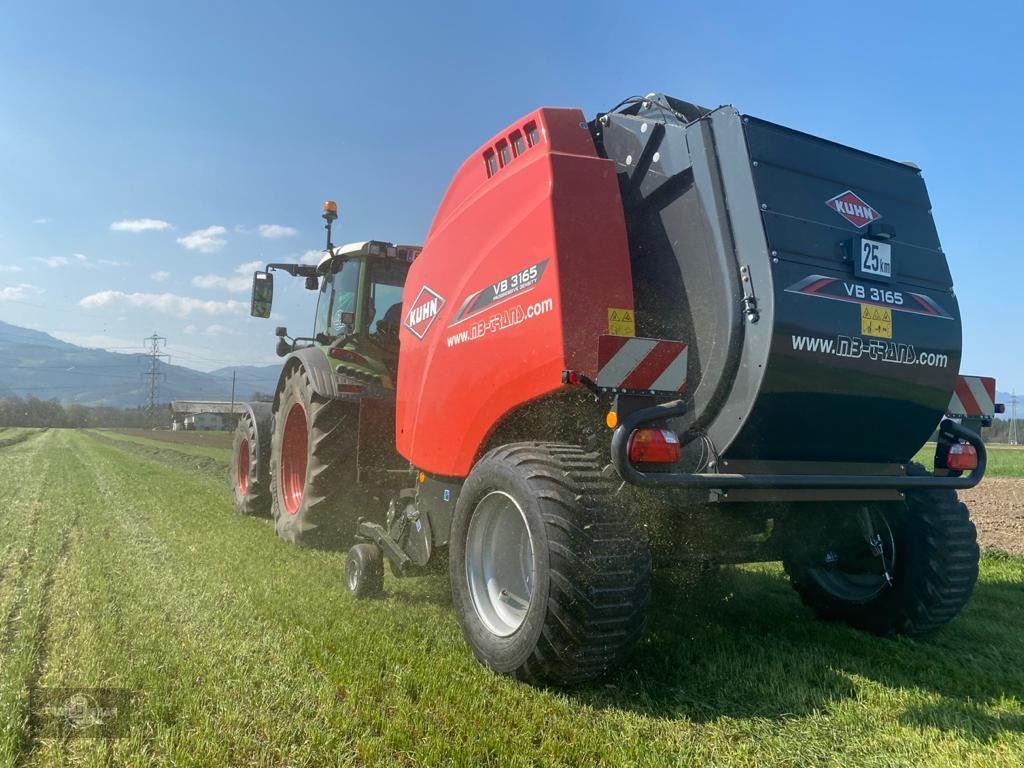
0,320 -> 281,407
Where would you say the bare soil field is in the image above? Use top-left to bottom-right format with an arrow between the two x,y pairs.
962,477 -> 1024,555
111,427 -> 234,450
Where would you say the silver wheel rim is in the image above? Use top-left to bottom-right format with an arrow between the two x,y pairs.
465,490 -> 535,637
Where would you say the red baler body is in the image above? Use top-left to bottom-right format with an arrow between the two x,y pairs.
395,108 -> 633,477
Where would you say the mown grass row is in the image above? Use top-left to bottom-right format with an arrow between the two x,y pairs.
1,430 -> 1022,766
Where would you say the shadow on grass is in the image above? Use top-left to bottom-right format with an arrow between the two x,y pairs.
569,565 -> 1024,741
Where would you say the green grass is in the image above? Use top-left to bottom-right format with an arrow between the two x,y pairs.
1,429 -> 1023,766
913,443 -> 1024,478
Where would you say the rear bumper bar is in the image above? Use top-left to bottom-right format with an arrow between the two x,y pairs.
610,400 -> 986,491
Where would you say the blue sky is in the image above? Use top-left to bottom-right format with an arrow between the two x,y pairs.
0,1 -> 1019,389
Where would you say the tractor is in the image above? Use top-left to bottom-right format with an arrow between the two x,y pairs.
232,93 -> 996,686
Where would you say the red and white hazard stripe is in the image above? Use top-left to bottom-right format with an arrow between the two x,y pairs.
596,335 -> 688,393
947,375 -> 996,417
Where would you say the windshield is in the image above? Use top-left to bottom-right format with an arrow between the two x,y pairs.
313,259 -> 361,339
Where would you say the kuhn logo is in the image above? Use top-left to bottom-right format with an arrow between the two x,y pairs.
826,190 -> 881,229
404,286 -> 445,339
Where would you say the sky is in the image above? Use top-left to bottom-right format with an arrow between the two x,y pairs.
0,0 -> 1020,389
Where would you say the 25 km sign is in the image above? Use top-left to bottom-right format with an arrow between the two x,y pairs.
855,239 -> 892,282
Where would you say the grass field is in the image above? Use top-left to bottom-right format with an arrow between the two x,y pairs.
1,429 -> 1023,766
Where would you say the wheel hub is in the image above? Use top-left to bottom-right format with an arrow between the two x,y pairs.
465,491 -> 535,637
810,507 -> 897,601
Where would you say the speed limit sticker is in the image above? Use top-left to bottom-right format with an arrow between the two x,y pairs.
855,239 -> 892,281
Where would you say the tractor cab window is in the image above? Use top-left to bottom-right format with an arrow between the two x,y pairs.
313,258 -> 362,340
368,259 -> 410,346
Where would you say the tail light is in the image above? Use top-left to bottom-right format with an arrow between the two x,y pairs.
628,428 -> 681,464
946,443 -> 978,471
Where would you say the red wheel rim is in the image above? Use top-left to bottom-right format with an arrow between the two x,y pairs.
280,402 -> 308,516
237,438 -> 250,495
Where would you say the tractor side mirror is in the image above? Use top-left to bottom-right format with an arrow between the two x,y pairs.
305,275 -> 319,291
274,326 -> 288,337
275,337 -> 291,357
250,271 -> 274,318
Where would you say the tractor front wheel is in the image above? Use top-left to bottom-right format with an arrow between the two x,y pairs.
449,443 -> 651,686
269,365 -> 360,548
783,463 -> 979,636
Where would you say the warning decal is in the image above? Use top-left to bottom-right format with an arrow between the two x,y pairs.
861,304 -> 892,339
607,308 -> 635,337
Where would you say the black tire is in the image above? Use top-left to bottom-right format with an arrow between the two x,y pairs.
345,544 -> 384,598
269,364 -> 361,548
783,463 -> 979,636
230,404 -> 273,517
449,442 -> 651,686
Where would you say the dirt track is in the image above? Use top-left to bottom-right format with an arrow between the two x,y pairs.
961,478 -> 1024,555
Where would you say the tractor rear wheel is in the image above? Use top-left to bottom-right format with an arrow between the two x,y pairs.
230,404 -> 273,517
449,443 -> 651,686
269,365 -> 360,548
783,463 -> 979,636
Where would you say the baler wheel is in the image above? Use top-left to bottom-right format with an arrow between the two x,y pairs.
269,364 -> 360,548
230,405 -> 273,518
449,442 -> 651,686
783,463 -> 979,636
345,544 -> 384,599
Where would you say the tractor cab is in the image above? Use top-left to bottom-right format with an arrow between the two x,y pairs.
310,240 -> 419,390
248,201 -> 419,393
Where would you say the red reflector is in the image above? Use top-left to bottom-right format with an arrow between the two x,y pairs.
328,347 -> 368,365
947,443 -> 978,471
628,428 -> 681,464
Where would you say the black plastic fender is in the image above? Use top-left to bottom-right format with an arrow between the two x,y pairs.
273,347 -> 337,406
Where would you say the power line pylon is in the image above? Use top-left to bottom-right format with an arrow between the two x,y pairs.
143,333 -> 168,414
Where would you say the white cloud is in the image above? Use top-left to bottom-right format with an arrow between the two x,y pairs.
299,249 -> 324,265
258,224 -> 298,239
0,283 -> 43,301
192,273 -> 250,292
33,256 -> 70,268
177,225 -> 227,253
183,324 -> 198,334
79,290 -> 246,316
192,261 -> 262,293
110,218 -> 172,233
236,260 -> 263,274
203,323 -> 240,336
151,270 -> 171,282
98,259 -> 127,267
32,217 -> 51,225
0,265 -> 23,273
73,253 -> 87,262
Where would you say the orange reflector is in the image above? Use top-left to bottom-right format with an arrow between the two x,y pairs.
606,410 -> 618,429
418,471 -> 426,484
627,428 -> 681,464
947,443 -> 978,471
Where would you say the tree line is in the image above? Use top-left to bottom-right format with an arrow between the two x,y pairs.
0,396 -> 167,429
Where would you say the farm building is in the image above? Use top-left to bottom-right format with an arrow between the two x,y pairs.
169,400 -> 247,431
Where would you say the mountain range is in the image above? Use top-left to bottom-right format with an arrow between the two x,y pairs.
0,320 -> 281,407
